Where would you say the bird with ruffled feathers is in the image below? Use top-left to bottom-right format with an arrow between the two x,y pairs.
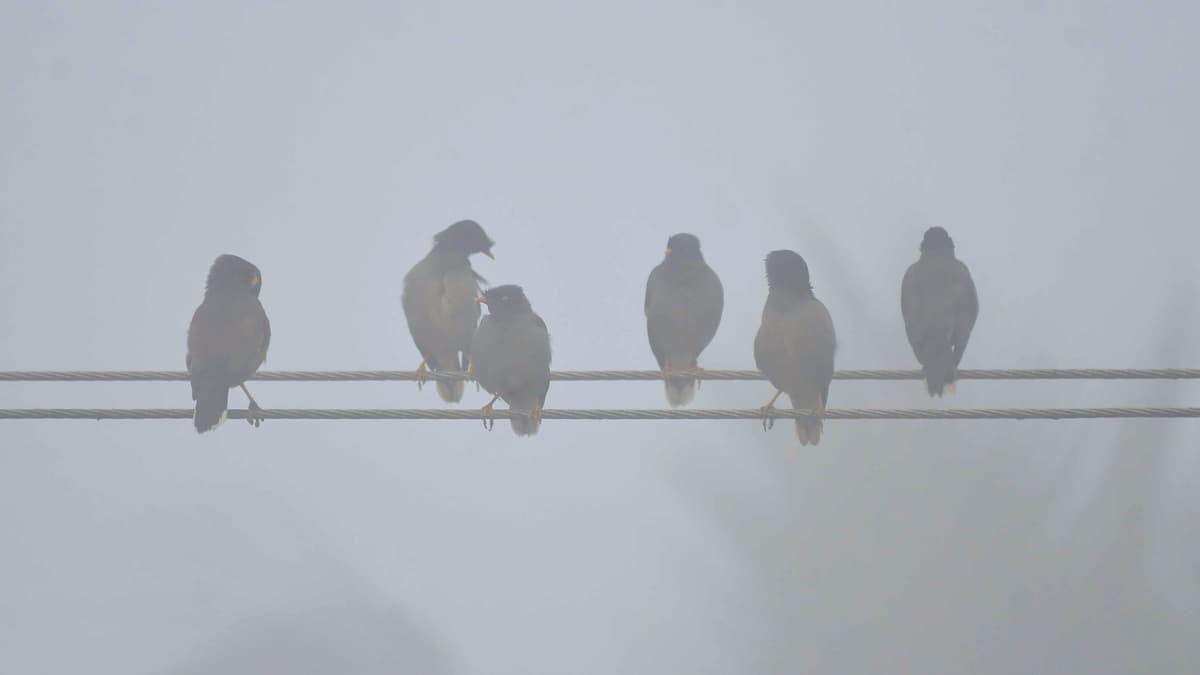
402,219 -> 494,403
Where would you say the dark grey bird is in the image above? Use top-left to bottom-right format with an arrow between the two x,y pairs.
471,285 -> 551,436
901,227 -> 979,397
644,233 -> 724,406
402,219 -> 494,402
753,250 -> 836,445
186,254 -> 271,433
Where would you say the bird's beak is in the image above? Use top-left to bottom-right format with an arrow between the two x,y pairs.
476,295 -> 488,305
483,249 -> 494,259
664,248 -> 672,256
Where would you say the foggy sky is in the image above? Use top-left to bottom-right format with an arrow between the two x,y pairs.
2,1 -> 1198,673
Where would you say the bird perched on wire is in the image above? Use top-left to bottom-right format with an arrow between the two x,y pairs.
471,285 -> 551,436
754,250 -> 836,445
402,219 -> 494,403
901,227 -> 979,397
186,254 -> 271,433
644,233 -> 724,406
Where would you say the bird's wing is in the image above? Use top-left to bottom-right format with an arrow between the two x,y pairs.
950,261 -> 979,368
530,313 -> 552,407
402,258 -> 477,369
692,265 -> 724,354
644,266 -> 670,368
187,296 -> 268,386
900,262 -> 925,354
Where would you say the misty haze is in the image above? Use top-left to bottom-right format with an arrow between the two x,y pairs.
2,2 -> 1198,674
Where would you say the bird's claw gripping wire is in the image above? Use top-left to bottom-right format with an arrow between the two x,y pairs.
240,384 -> 265,428
414,360 -> 428,391
759,389 -> 783,431
480,394 -> 499,431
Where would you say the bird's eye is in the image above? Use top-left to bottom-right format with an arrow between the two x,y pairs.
250,275 -> 260,287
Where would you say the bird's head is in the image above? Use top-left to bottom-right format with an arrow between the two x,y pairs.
477,284 -> 532,315
434,219 -> 495,258
206,254 -> 262,296
764,249 -> 812,295
920,226 -> 955,255
663,233 -> 703,261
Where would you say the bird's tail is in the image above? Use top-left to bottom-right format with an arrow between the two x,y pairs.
922,351 -> 958,397
510,411 -> 541,436
664,375 -> 696,407
436,379 -> 465,403
787,393 -> 822,446
193,383 -> 229,434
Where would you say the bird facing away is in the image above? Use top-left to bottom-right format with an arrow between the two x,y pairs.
470,285 -> 551,436
645,233 -> 724,406
753,250 -> 837,445
901,227 -> 979,396
186,254 -> 272,433
402,219 -> 494,403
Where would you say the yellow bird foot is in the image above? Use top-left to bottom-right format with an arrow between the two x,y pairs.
415,360 -> 428,390
480,394 -> 499,431
758,389 -> 784,431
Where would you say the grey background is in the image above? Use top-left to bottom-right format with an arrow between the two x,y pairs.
2,1 -> 1198,673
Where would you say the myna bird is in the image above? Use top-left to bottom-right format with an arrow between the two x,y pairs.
753,250 -> 836,445
186,254 -> 271,433
645,233 -> 724,406
470,285 -> 551,436
402,219 -> 494,402
901,227 -> 978,396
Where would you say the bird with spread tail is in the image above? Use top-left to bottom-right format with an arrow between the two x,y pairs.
754,250 -> 836,445
186,254 -> 271,433
645,233 -> 724,406
402,219 -> 494,402
901,227 -> 978,397
470,285 -> 551,436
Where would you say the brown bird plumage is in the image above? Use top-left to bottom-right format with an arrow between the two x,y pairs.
186,254 -> 271,433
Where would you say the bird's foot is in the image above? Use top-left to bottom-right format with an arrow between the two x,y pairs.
759,404 -> 777,431
466,364 -> 480,392
246,401 -> 265,428
480,395 -> 499,431
240,384 -> 264,428
945,381 -> 957,395
415,360 -> 428,390
688,366 -> 707,389
531,404 -> 543,426
758,390 -> 783,431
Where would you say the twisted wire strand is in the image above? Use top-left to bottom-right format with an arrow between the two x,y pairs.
1,407 -> 1197,421
2,368 -> 1199,382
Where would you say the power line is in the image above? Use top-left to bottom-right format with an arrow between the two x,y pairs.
1,407 -> 1198,421
2,368 -> 1199,382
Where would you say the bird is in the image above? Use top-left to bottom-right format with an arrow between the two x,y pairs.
644,233 -> 724,406
753,250 -> 836,445
470,285 -> 551,436
186,254 -> 272,433
402,219 -> 494,403
901,227 -> 979,396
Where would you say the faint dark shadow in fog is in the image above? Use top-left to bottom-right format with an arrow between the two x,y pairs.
666,274 -> 1198,673
164,582 -> 455,675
